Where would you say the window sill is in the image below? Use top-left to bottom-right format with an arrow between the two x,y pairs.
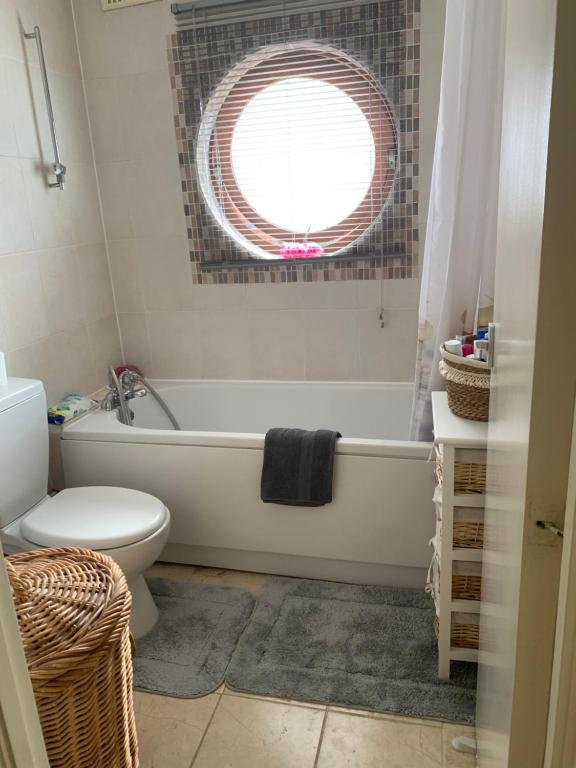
198,250 -> 405,270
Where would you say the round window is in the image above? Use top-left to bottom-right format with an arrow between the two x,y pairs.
197,43 -> 397,260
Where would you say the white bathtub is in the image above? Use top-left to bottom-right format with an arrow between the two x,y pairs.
61,380 -> 435,587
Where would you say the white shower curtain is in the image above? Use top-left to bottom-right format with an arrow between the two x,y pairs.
410,0 -> 506,441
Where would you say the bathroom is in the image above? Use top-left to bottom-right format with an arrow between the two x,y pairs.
0,0 -> 575,767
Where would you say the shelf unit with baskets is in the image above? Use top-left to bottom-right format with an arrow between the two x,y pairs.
430,391 -> 488,679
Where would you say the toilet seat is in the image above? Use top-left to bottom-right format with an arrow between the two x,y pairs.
20,486 -> 169,550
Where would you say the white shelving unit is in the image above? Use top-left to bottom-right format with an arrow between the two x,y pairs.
431,392 -> 488,679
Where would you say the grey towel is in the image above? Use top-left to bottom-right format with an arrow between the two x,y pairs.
261,428 -> 341,506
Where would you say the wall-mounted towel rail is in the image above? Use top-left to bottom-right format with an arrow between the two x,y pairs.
24,26 -> 66,190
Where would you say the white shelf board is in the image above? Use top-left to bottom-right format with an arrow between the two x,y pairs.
452,548 -> 483,562
451,599 -> 482,614
431,392 -> 489,447
453,494 -> 486,508
450,648 -> 478,663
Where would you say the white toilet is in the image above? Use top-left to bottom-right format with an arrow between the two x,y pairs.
0,378 -> 170,639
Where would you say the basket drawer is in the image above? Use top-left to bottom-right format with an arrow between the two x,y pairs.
452,561 -> 482,601
434,613 -> 480,650
434,505 -> 484,549
435,447 -> 487,495
454,508 -> 484,548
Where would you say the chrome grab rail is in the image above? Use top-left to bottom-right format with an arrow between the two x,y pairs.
24,26 -> 66,190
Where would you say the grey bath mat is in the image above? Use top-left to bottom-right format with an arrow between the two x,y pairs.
133,578 -> 255,697
226,577 -> 476,723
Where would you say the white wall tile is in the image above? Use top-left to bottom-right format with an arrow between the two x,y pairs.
76,242 -> 115,323
245,282 -> 307,311
87,314 -> 122,385
304,310 -> 358,381
245,280 -> 358,311
73,0 -> 174,77
72,0 -> 140,78
356,308 -> 418,382
84,77 -> 125,163
96,162 -> 135,240
108,239 -> 145,313
0,58 -> 18,156
0,251 -> 48,350
47,323 -> 98,399
0,1 -> 22,61
128,153 -> 187,239
0,157 -> 34,254
37,246 -> 85,334
190,283 -> 247,310
65,162 -> 104,244
297,280 -> 359,310
117,71 -> 177,162
197,309 -> 252,379
247,310 -> 306,380
147,311 -> 201,379
6,338 -> 57,400
118,313 -> 151,370
139,237 -> 192,311
127,1 -> 175,75
357,278 -> 420,309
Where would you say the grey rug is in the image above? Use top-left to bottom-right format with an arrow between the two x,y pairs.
226,577 -> 476,723
133,578 -> 255,697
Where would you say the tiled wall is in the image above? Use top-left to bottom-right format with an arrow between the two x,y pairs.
73,0 -> 445,382
0,0 -> 121,404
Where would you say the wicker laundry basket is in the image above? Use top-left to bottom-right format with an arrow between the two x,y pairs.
6,547 -> 138,768
439,344 -> 491,421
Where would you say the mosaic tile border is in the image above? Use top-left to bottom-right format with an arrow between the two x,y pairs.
168,0 -> 420,284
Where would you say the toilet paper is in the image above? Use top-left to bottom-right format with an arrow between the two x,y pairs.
0,352 -> 7,386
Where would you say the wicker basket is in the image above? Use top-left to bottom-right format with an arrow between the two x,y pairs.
6,547 -> 138,768
436,457 -> 486,494
453,521 -> 484,548
452,575 -> 482,601
434,614 -> 480,650
439,344 -> 491,421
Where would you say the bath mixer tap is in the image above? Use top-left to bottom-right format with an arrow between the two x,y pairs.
100,366 -> 147,424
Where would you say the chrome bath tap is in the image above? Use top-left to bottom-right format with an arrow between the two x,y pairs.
100,366 -> 147,425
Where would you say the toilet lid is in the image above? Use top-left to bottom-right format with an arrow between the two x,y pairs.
21,487 -> 168,550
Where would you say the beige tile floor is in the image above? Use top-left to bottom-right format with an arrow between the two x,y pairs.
139,562 -> 476,768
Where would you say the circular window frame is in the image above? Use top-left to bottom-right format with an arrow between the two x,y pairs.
197,42 -> 398,260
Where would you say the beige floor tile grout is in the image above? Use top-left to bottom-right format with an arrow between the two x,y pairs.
221,686 -> 327,712
312,708 -> 329,768
188,694 -> 222,768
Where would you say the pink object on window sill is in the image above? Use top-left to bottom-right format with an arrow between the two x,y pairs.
280,242 -> 324,259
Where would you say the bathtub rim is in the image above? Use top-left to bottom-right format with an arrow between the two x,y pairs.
61,408 -> 432,460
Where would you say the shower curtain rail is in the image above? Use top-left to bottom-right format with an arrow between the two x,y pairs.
24,26 -> 66,190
